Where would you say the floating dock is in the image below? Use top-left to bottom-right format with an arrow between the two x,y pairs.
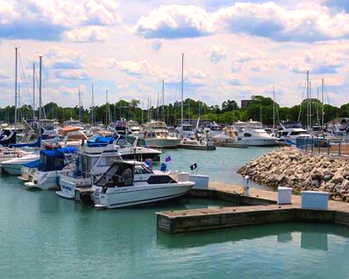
213,142 -> 248,148
157,182 -> 349,233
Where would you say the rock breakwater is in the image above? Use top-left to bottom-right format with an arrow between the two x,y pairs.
238,147 -> 349,202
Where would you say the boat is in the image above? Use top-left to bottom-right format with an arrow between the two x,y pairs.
143,121 -> 180,148
175,122 -> 195,138
0,152 -> 40,175
24,147 -> 77,190
57,141 -> 122,199
178,137 -> 216,150
127,120 -> 140,135
274,127 -> 311,145
90,161 -> 195,209
234,120 -> 279,146
18,159 -> 40,182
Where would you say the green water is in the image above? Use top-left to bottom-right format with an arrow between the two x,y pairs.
1,147 -> 349,279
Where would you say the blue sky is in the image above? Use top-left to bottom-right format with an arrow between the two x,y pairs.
1,0 -> 349,108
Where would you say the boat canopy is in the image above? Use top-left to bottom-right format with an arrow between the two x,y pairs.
87,137 -> 114,147
95,162 -> 134,187
24,159 -> 40,169
0,131 -> 16,147
39,147 -> 77,172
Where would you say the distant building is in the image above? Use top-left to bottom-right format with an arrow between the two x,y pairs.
241,99 -> 251,109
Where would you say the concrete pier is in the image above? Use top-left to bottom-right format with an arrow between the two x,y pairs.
157,182 -> 349,233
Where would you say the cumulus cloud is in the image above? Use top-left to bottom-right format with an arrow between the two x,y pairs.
204,45 -> 227,64
325,0 -> 349,12
226,73 -> 247,86
213,2 -> 349,42
0,0 -> 120,41
65,26 -> 108,42
132,5 -> 214,39
288,51 -> 347,74
44,47 -> 85,69
54,69 -> 90,80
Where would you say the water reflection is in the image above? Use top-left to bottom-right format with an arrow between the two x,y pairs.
157,222 -> 348,252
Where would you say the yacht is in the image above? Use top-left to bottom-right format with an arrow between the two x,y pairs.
57,142 -> 123,199
178,137 -> 216,150
274,127 -> 311,144
23,147 -> 77,190
234,120 -> 279,146
91,161 -> 195,209
175,122 -> 195,138
127,120 -> 140,135
143,121 -> 180,148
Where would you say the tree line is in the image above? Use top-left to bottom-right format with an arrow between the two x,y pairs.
0,95 -> 347,126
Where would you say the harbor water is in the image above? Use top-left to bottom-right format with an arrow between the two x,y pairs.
1,147 -> 349,278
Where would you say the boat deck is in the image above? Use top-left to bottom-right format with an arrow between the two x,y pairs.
157,181 -> 349,233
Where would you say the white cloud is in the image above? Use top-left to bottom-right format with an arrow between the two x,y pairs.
0,0 -> 120,41
288,50 -> 347,74
44,47 -> 85,69
151,39 -> 164,51
213,2 -> 349,42
132,5 -> 214,39
65,26 -> 108,42
204,45 -> 227,64
0,69 -> 9,80
54,69 -> 90,80
226,73 -> 247,86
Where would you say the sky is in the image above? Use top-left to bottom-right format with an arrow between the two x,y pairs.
1,0 -> 349,109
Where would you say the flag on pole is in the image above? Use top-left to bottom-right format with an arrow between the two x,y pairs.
165,155 -> 171,162
190,163 -> 197,171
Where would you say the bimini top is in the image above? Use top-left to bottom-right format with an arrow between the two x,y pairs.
9,137 -> 41,148
39,147 -> 77,172
87,137 -> 115,147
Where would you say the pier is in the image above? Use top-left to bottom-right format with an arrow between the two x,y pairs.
157,182 -> 349,233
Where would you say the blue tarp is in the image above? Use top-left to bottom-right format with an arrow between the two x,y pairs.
39,147 -> 77,172
86,137 -> 114,147
24,159 -> 40,169
9,137 -> 41,148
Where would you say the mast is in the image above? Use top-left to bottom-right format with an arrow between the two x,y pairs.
322,79 -> 325,128
162,80 -> 165,122
260,106 -> 262,123
39,55 -> 42,139
78,86 -> 82,122
14,47 -> 18,136
141,101 -> 144,124
91,84 -> 94,124
181,53 -> 184,131
106,90 -> 108,125
306,71 -> 310,129
272,85 -> 276,130
33,63 -> 35,119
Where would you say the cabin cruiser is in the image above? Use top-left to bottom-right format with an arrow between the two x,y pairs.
143,121 -> 180,148
109,119 -> 128,135
274,128 -> 311,144
175,122 -> 195,138
91,161 -> 195,209
178,136 -> 216,150
57,142 -> 123,199
206,122 -> 223,138
127,120 -> 140,135
63,119 -> 82,128
0,152 -> 40,175
23,147 -> 77,190
234,121 -> 279,146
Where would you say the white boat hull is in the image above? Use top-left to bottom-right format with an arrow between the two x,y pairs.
24,171 -> 61,190
57,175 -> 92,199
237,138 -> 279,146
145,138 -> 180,149
92,182 -> 194,209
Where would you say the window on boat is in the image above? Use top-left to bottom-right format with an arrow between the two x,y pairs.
137,138 -> 146,147
147,175 -> 175,184
282,132 -> 289,136
244,133 -> 252,137
98,156 -> 118,167
290,131 -> 301,135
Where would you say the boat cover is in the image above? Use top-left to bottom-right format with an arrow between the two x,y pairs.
24,159 -> 40,169
39,147 -> 77,172
87,137 -> 114,147
9,137 -> 41,148
0,131 -> 16,147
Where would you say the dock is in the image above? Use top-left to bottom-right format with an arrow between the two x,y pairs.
213,142 -> 248,148
157,182 -> 349,233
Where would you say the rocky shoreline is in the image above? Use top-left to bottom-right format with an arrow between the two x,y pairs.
238,147 -> 349,202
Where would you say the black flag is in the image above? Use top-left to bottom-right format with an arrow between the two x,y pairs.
190,163 -> 197,171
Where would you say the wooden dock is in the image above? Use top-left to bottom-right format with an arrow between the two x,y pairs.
157,182 -> 349,233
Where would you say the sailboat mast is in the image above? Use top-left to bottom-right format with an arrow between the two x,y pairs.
39,55 -> 42,139
33,63 -> 35,119
181,53 -> 184,130
162,80 -> 165,122
306,71 -> 310,129
272,85 -> 275,130
78,87 -> 81,122
91,84 -> 94,124
106,90 -> 108,125
14,47 -> 18,135
322,79 -> 325,128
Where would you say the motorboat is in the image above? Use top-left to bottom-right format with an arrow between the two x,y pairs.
57,141 -> 123,199
127,120 -> 140,135
0,152 -> 40,175
143,121 -> 180,148
175,122 -> 195,138
24,147 -> 77,190
274,127 -> 311,144
178,137 -> 216,150
91,161 -> 195,209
